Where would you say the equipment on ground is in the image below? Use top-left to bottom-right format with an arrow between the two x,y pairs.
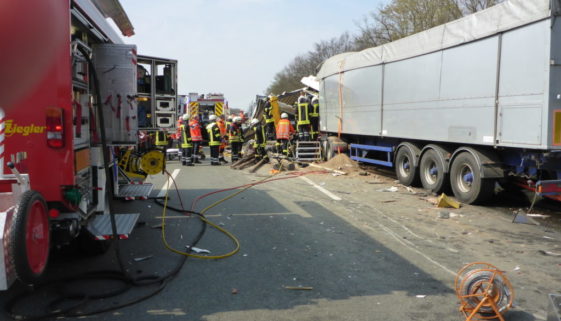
455,262 -> 514,321
317,0 -> 561,204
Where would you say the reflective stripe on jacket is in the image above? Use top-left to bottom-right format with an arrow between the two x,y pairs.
297,96 -> 310,125
263,101 -> 275,123
189,120 -> 202,141
180,124 -> 192,148
229,123 -> 243,143
276,119 -> 294,140
206,122 -> 222,146
155,131 -> 168,146
310,97 -> 319,117
253,124 -> 266,147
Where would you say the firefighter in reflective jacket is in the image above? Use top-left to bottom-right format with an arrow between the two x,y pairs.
189,115 -> 203,164
262,96 -> 275,140
310,95 -> 320,140
229,116 -> 244,162
276,113 -> 295,156
179,114 -> 194,166
296,91 -> 311,141
206,114 -> 222,165
155,130 -> 169,148
217,115 -> 228,164
250,118 -> 267,160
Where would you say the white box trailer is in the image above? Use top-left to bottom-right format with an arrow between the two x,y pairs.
317,0 -> 561,204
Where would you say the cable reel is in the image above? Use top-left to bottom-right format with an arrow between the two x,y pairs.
455,262 -> 514,321
139,149 -> 166,175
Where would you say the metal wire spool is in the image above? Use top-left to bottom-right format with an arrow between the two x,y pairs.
455,263 -> 514,321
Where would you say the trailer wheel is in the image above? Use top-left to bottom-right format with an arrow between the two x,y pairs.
420,149 -> 449,193
395,147 -> 420,186
324,140 -> 336,160
450,152 -> 494,204
9,190 -> 50,284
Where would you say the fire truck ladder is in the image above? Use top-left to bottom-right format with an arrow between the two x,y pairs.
295,141 -> 321,162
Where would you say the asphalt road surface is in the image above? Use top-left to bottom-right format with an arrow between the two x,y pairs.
1,155 -> 560,320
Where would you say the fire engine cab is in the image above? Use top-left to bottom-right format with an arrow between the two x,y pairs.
0,0 -> 162,290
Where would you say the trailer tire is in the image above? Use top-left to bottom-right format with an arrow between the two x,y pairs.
420,149 -> 449,194
450,152 -> 494,204
9,190 -> 50,284
324,140 -> 336,160
395,146 -> 420,186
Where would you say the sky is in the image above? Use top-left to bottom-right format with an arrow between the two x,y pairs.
118,0 -> 388,110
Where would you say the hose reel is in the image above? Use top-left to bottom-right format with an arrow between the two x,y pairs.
455,262 -> 514,321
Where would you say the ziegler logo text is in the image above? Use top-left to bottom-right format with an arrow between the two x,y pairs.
4,120 -> 47,137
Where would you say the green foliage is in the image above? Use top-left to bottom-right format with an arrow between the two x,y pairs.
265,0 -> 504,95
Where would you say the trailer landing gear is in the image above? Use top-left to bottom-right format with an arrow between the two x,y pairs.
10,190 -> 50,284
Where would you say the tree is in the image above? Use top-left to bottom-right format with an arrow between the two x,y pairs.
266,0 -> 505,94
266,33 -> 355,95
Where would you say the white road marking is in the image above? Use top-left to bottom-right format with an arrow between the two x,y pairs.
299,176 -> 342,201
157,168 -> 181,198
157,212 -> 294,219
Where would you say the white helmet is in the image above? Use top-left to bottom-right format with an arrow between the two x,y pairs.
234,116 -> 242,122
209,114 -> 217,121
281,113 -> 288,119
250,118 -> 259,126
182,113 -> 189,121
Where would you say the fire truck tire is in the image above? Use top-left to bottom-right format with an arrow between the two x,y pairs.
9,190 -> 50,284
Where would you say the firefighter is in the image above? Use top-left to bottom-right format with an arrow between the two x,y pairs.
174,115 -> 185,159
229,116 -> 244,162
217,115 -> 228,164
206,114 -> 222,166
276,113 -> 295,156
179,114 -> 194,166
296,91 -> 311,141
189,115 -> 203,164
310,94 -> 320,140
262,96 -> 275,140
250,118 -> 267,160
155,130 -> 169,148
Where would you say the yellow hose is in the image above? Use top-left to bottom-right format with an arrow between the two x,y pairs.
160,171 -> 280,259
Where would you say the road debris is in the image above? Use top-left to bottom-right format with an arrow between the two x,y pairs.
284,286 -> 313,290
438,211 -> 450,219
416,295 -> 427,298
231,288 -> 239,294
133,255 -> 153,262
186,246 -> 211,254
526,213 -> 551,218
379,186 -> 399,192
539,250 -> 561,257
436,193 -> 461,209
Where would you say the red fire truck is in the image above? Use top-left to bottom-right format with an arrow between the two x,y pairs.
0,0 -> 160,290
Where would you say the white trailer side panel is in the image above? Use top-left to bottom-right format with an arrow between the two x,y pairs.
382,51 -> 443,140
498,19 -> 550,147
341,66 -> 383,136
